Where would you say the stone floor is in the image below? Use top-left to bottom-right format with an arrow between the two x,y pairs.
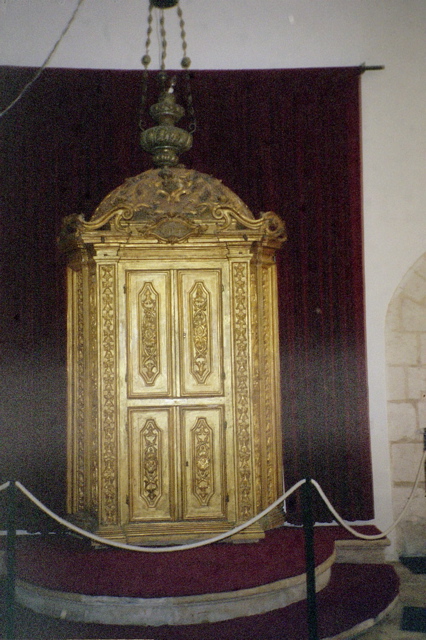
356,563 -> 426,639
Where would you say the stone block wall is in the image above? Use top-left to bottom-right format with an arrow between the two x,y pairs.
386,254 -> 426,556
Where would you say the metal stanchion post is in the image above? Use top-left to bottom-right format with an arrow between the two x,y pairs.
5,480 -> 17,640
302,477 -> 319,640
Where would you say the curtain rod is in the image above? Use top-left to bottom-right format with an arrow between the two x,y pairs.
360,64 -> 385,72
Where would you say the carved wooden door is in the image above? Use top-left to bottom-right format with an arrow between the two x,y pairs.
63,165 -> 286,543
125,266 -> 230,528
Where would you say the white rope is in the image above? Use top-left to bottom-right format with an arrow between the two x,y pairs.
311,449 -> 426,541
0,481 -> 11,492
15,479 -> 306,553
0,0 -> 85,119
11,448 -> 426,550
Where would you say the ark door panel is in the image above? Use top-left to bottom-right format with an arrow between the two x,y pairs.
177,269 -> 224,397
180,406 -> 227,521
126,270 -> 173,398
178,270 -> 228,522
125,266 -> 229,527
128,407 -> 175,522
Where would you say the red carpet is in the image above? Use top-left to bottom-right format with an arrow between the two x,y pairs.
0,525 -> 399,639
11,525 -> 381,597
1,564 -> 399,639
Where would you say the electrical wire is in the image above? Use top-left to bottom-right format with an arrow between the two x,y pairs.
0,0 -> 85,119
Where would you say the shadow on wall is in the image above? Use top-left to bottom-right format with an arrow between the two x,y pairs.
1,338 -> 67,526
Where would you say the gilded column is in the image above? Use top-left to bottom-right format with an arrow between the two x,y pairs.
98,263 -> 119,525
231,261 -> 254,521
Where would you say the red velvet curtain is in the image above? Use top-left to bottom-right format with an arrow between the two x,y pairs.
0,67 -> 373,522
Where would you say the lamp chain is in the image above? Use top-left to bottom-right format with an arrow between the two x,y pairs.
159,10 -> 167,72
139,2 -> 153,131
177,4 -> 188,65
177,3 -> 196,133
138,1 -> 195,134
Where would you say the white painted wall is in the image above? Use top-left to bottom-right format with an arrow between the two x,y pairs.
1,0 -> 426,557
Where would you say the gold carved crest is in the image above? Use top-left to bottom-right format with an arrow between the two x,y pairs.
63,167 -> 286,245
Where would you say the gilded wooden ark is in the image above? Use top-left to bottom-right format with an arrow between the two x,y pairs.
60,165 -> 287,543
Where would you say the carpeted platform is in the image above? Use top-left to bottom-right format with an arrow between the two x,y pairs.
11,525 -> 381,597
0,563 -> 399,639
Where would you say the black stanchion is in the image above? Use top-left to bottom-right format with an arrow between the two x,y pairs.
5,480 -> 17,640
302,478 -> 319,640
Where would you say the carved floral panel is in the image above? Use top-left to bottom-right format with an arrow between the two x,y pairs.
189,281 -> 211,385
179,270 -> 223,397
138,282 -> 160,386
128,408 -> 173,522
126,271 -> 172,397
191,417 -> 214,506
140,418 -> 162,508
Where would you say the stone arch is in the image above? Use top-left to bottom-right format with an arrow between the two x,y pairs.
386,253 -> 426,556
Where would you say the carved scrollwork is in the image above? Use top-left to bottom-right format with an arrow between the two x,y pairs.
88,265 -> 99,515
131,215 -> 206,243
155,167 -> 194,204
232,263 -> 253,520
75,270 -> 85,512
189,281 -> 211,384
60,168 -> 287,247
138,282 -> 160,386
141,418 -> 162,508
212,205 -> 286,239
261,268 -> 275,504
191,418 -> 214,506
250,268 -> 263,512
76,206 -> 135,232
99,264 -> 118,524
259,211 -> 287,239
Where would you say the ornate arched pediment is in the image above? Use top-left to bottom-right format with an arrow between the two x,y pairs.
72,167 -> 286,243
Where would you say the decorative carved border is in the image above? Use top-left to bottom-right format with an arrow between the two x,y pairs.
99,264 -> 118,524
189,281 -> 211,385
250,267 -> 263,512
231,262 -> 253,520
71,168 -> 287,244
141,418 -> 162,508
89,264 -> 99,515
138,282 -> 160,385
75,269 -> 85,513
261,267 -> 275,505
191,417 -> 214,506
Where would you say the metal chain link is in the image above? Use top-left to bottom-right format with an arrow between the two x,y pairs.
139,1 -> 195,134
159,10 -> 167,71
177,4 -> 189,68
138,2 -> 153,131
157,9 -> 169,93
177,3 -> 196,133
145,2 -> 153,61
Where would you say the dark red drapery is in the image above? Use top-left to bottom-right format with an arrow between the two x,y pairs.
0,66 -> 373,523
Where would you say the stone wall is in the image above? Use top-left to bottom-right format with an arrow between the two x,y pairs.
386,254 -> 426,556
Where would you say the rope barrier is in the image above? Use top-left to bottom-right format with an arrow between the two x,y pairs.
4,448 -> 425,552
312,448 -> 426,541
15,479 -> 306,552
